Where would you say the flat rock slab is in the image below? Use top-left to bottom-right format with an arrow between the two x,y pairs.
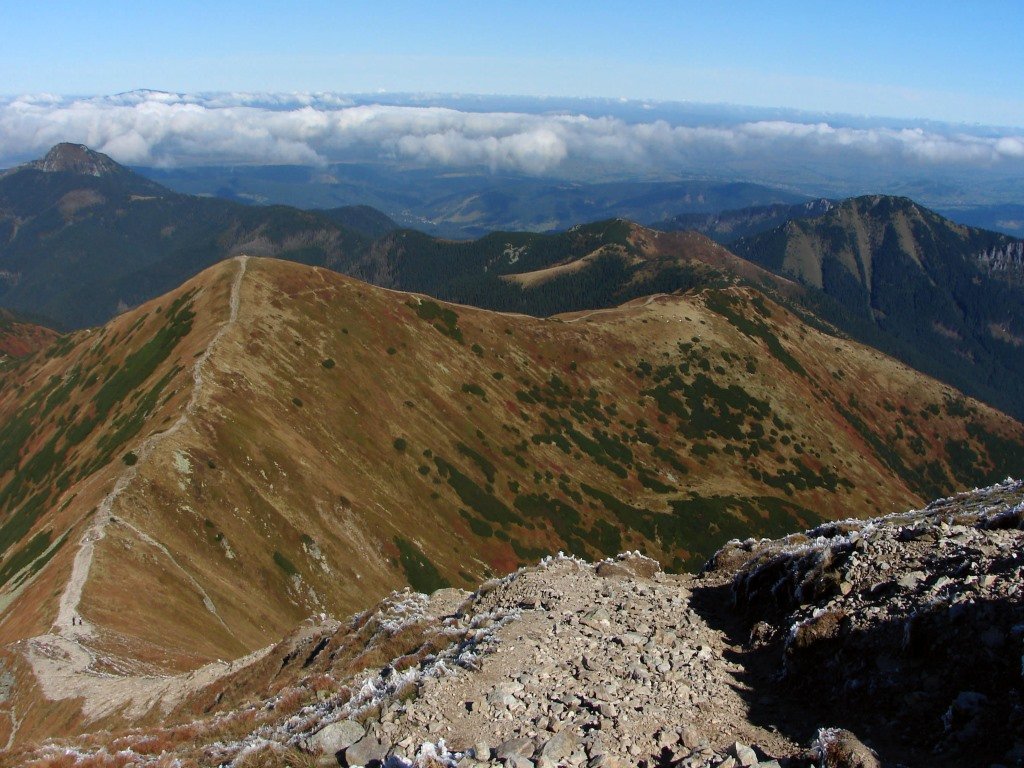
313,720 -> 366,757
344,734 -> 385,767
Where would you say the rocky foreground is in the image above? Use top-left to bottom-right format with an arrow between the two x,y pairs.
14,480 -> 1024,768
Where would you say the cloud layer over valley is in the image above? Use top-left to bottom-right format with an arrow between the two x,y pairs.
3,91 -> 1023,179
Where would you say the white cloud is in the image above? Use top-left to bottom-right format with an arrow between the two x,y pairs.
1,90 -> 1022,174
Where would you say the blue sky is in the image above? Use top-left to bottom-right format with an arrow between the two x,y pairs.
2,1 -> 1023,126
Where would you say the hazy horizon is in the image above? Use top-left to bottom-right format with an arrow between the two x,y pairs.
3,2 -> 1023,126
3,3 -> 1022,207
3,91 -> 1023,211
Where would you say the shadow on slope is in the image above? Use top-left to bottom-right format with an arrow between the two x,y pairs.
690,493 -> 1024,768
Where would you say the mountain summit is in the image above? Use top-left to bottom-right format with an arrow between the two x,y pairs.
0,144 -> 393,328
733,194 -> 1024,418
25,142 -> 125,177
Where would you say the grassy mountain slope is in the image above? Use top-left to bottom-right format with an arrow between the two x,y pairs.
0,257 -> 1021,743
733,195 -> 1024,418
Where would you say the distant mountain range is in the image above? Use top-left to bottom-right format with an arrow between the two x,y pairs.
2,144 -> 1024,422
654,198 -> 836,243
0,145 -> 801,330
136,160 -> 1024,240
0,144 -> 396,328
139,162 -> 808,238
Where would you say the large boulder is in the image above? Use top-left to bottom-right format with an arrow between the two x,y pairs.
309,720 -> 365,765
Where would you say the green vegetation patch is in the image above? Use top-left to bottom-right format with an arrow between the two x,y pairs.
273,550 -> 299,577
0,529 -> 52,587
590,519 -> 623,557
79,366 -> 180,477
44,335 -> 75,359
0,489 -> 49,556
394,536 -> 450,593
962,424 -> 1024,486
434,455 -> 521,526
703,291 -> 806,377
832,396 -> 948,499
456,442 -> 496,483
459,509 -> 494,538
92,290 -> 196,419
513,492 -> 586,553
28,530 -> 66,578
581,482 -> 824,570
645,370 -> 771,442
410,299 -> 464,343
663,495 -> 821,568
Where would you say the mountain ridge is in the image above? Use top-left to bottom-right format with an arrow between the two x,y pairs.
654,198 -> 836,244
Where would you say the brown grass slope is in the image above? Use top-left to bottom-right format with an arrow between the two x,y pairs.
0,310 -> 57,359
0,257 -> 1021,744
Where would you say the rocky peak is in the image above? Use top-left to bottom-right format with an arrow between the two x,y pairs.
975,239 -> 1024,283
29,143 -> 123,177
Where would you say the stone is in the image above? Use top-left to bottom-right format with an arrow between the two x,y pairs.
496,737 -> 536,761
897,571 -> 924,590
815,729 -> 881,768
311,720 -> 365,763
583,607 -> 612,629
471,742 -> 492,760
618,632 -> 646,647
343,734 -> 386,768
540,730 -> 579,762
504,757 -> 535,768
655,729 -> 678,750
680,726 -> 701,749
732,741 -> 759,767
